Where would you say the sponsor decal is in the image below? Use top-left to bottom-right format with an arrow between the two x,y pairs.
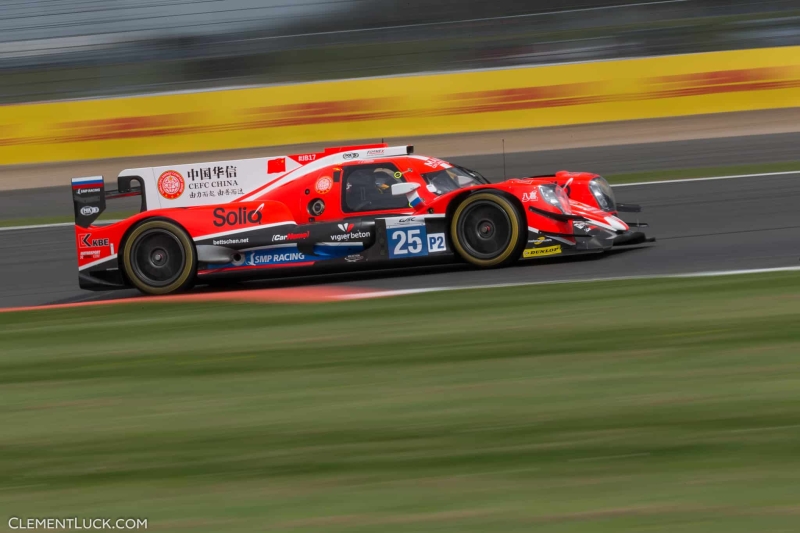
366,149 -> 385,157
157,170 -> 185,200
523,245 -> 562,258
247,251 -> 306,266
187,165 -> 237,180
75,187 -> 101,196
189,188 -> 243,199
212,237 -> 249,246
315,176 -> 333,195
212,204 -> 264,227
267,158 -> 286,174
80,250 -> 102,260
522,191 -> 538,202
179,165 -> 241,199
79,233 -> 110,248
338,223 -> 354,232
272,231 -> 310,242
342,152 -> 359,160
345,254 -> 364,262
424,157 -> 448,169
530,236 -> 552,245
330,230 -> 371,242
80,205 -> 100,216
385,216 -> 425,228
296,154 -> 317,163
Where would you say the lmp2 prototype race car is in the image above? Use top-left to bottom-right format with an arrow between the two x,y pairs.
71,143 -> 651,295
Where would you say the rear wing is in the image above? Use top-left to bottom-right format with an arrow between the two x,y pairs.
71,175 -> 146,228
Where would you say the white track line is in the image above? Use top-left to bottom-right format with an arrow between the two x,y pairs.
251,0 -> 687,41
338,266 -> 800,300
0,220 -> 122,232
2,169 -> 798,232
0,222 -> 74,232
614,170 -> 800,187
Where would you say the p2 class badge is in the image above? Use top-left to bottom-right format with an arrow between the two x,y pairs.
427,233 -> 446,253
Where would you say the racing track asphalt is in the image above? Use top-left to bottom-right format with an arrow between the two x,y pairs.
3,131 -> 800,222
1,135 -> 799,309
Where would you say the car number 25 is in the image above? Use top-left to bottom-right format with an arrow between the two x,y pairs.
388,226 -> 446,258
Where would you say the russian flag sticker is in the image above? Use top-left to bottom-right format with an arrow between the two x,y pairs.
72,176 -> 104,189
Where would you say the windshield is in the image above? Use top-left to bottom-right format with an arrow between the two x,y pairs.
589,177 -> 616,212
422,166 -> 488,195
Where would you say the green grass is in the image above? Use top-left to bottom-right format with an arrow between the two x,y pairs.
605,161 -> 800,185
3,273 -> 800,531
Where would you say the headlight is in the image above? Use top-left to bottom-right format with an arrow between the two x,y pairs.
538,184 -> 572,215
589,177 -> 616,212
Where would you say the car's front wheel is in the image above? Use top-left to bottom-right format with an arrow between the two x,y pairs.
450,192 -> 525,268
122,219 -> 196,295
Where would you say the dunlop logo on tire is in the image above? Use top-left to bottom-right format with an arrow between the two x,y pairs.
523,245 -> 562,258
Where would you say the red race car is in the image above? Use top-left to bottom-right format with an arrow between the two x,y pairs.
71,143 -> 651,295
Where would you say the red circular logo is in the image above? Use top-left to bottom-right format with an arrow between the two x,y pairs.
315,176 -> 333,195
158,170 -> 185,200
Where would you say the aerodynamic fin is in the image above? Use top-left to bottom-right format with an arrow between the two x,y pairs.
71,176 -> 106,228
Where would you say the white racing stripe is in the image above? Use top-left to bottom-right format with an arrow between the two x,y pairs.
2,170 -> 798,233
77,254 -> 118,271
194,221 -> 295,241
337,266 -> 800,300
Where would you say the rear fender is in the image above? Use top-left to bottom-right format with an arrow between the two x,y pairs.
74,199 -> 296,287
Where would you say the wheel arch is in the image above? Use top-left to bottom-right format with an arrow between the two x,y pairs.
117,215 -> 196,288
447,189 -> 527,267
445,188 -> 525,225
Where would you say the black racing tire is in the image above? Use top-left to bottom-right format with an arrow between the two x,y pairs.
450,192 -> 525,268
122,219 -> 196,295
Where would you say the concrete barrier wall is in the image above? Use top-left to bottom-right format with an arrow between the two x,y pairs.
2,46 -> 799,166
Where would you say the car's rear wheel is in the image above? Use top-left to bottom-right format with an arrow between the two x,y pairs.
450,192 -> 524,268
122,219 -> 196,295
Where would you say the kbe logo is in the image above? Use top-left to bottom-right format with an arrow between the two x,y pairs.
79,233 -> 110,248
213,204 -> 264,227
80,206 -> 100,216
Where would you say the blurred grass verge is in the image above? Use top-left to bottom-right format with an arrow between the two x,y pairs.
605,161 -> 800,184
2,272 -> 800,531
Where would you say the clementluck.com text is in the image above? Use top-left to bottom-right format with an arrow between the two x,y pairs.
8,518 -> 147,530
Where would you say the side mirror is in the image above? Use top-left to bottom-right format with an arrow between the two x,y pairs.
391,182 -> 420,196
